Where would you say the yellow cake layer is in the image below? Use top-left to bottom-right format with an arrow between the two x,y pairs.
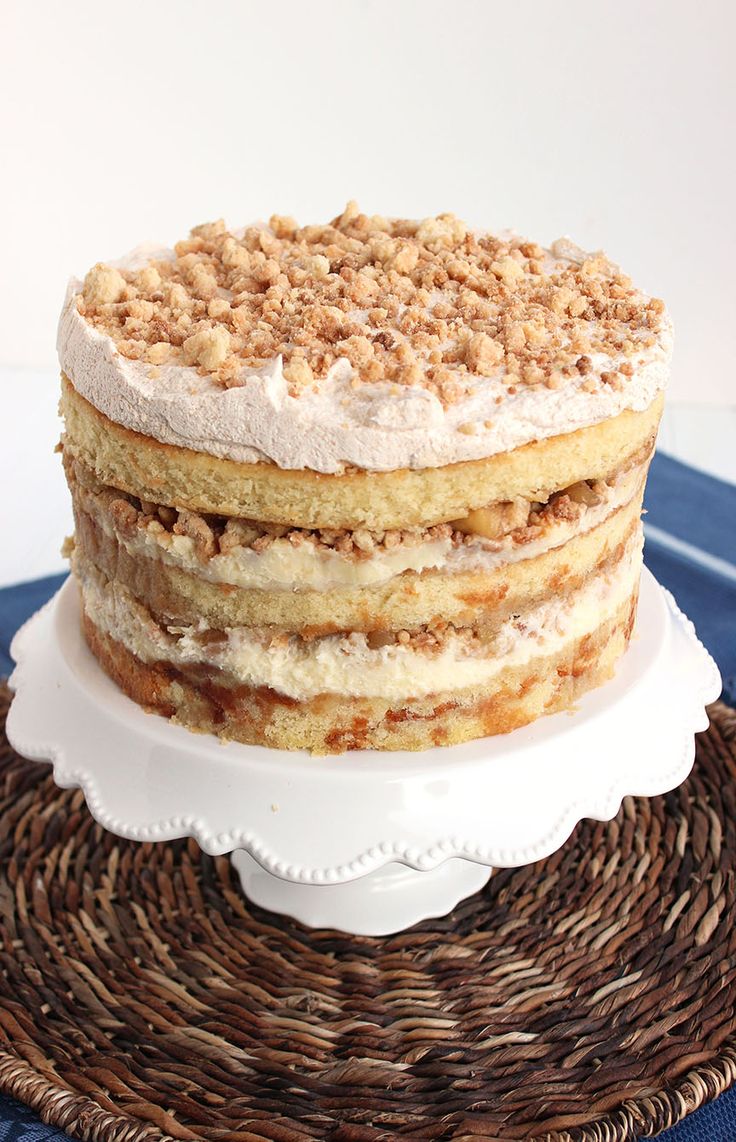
61,374 -> 663,530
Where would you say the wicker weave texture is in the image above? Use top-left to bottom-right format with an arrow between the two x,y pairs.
1,685 -> 735,1142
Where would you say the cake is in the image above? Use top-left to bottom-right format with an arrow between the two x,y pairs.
57,204 -> 671,753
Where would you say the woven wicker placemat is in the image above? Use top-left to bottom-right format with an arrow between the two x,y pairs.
1,684 -> 735,1142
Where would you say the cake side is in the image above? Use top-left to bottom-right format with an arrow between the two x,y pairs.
66,450 -> 647,634
60,374 -> 662,529
76,545 -> 640,752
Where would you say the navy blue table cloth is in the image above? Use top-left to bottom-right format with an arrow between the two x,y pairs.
0,450 -> 734,1140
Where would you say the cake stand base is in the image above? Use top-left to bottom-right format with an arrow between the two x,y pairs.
7,571 -> 721,935
231,850 -> 492,935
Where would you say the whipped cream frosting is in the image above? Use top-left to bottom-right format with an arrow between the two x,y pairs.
77,538 -> 641,701
57,239 -> 672,475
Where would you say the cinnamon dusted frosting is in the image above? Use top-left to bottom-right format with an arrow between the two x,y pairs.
57,207 -> 672,474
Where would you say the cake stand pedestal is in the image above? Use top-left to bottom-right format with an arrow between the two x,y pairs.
6,571 -> 720,935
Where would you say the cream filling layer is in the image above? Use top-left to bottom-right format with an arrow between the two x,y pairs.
77,536 -> 642,701
90,462 -> 644,592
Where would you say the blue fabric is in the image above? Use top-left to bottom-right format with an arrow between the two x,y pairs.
643,452 -> 736,705
0,573 -> 67,679
0,1096 -> 69,1140
659,1087 -> 736,1142
0,449 -> 734,1139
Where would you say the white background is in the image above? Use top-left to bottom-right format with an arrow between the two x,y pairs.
3,0 -> 735,402
1,0 -> 735,586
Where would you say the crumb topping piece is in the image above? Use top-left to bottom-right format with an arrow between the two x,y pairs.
78,205 -> 667,405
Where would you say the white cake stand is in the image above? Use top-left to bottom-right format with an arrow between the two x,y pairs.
6,570 -> 720,935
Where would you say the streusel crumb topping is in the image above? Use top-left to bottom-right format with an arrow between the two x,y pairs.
78,204 -> 667,405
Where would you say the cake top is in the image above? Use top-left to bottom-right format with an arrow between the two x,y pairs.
58,205 -> 672,473
76,202 -> 666,401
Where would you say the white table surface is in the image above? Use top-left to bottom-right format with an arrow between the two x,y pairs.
1,367 -> 735,590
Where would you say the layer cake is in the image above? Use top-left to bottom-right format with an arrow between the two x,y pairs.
57,205 -> 671,752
